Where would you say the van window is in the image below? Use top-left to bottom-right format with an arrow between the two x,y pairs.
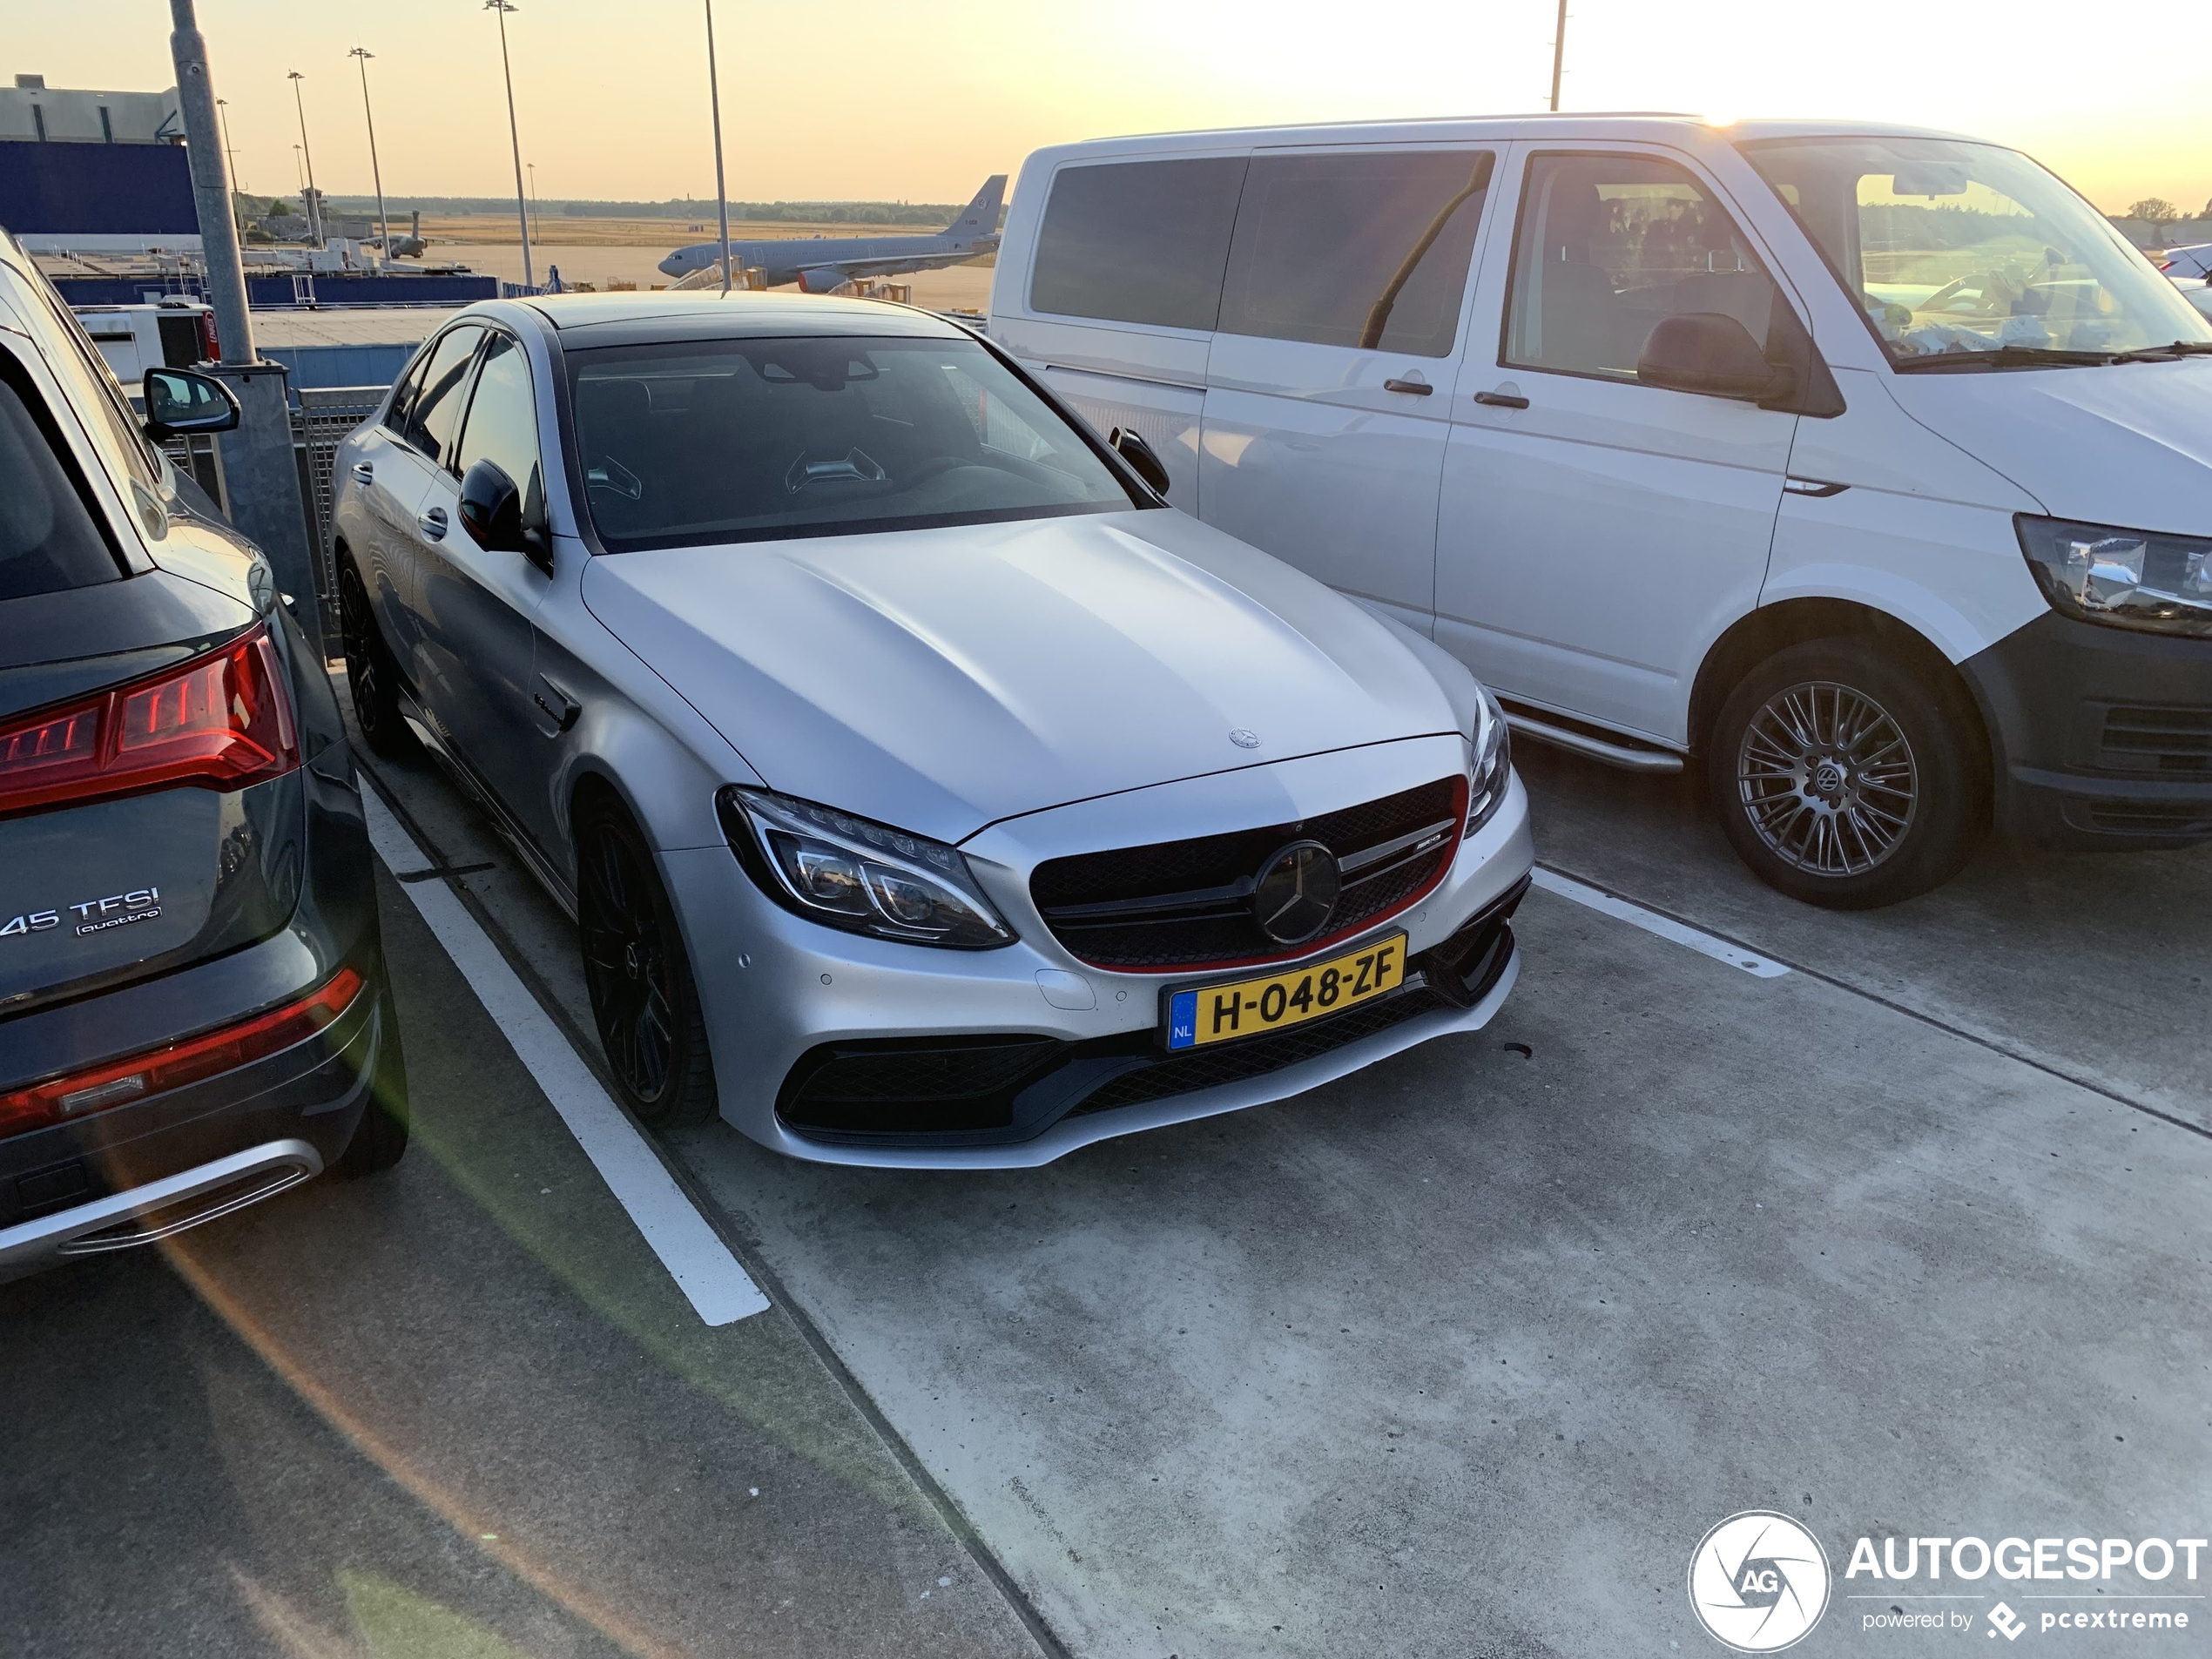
403,326 -> 485,465
1220,150 -> 1492,357
1028,158 -> 1249,333
1740,136 -> 2212,363
1504,152 -> 1781,381
0,355 -> 125,600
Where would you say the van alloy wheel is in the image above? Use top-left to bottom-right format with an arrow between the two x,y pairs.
1734,680 -> 1919,877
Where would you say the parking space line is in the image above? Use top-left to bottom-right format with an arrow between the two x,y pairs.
361,783 -> 771,1327
1530,867 -> 1791,978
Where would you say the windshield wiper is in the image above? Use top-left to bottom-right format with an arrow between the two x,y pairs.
2109,341 -> 2212,363
1892,345 -> 2118,372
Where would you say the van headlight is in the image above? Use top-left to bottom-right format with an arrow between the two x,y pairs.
718,787 -> 1016,948
1465,683 -> 1513,836
2016,516 -> 2212,637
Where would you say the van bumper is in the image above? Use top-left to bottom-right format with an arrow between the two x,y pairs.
1959,613 -> 2212,849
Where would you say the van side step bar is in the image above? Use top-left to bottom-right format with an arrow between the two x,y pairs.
1502,708 -> 1684,774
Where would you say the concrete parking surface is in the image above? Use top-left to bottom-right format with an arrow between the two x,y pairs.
3,699 -> 2207,1658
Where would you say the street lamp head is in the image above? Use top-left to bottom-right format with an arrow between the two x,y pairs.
348,47 -> 374,61
483,1 -> 518,11
287,70 -> 305,81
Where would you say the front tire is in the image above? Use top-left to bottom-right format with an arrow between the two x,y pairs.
576,800 -> 718,1128
1709,638 -> 1987,909
339,555 -> 415,759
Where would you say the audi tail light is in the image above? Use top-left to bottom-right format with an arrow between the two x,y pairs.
0,967 -> 366,1140
0,624 -> 298,819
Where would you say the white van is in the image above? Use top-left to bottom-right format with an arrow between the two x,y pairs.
987,118 -> 2212,907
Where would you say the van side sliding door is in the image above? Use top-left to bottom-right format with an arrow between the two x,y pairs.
1199,145 -> 1499,631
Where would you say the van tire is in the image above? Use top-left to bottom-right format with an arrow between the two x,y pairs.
575,799 -> 718,1130
339,556 -> 415,759
1710,638 -> 1986,909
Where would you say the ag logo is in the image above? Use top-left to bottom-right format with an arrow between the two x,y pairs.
1688,1511 -> 1831,1652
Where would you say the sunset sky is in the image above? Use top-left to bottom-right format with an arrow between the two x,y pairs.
10,1 -> 2209,218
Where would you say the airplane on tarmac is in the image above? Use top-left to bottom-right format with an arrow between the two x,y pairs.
658,175 -> 1005,290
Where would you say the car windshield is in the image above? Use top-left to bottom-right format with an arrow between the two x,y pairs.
1739,136 -> 2212,366
568,334 -> 1140,550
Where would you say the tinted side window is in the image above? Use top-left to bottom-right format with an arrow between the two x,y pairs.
402,326 -> 484,464
1504,152 -> 1779,380
453,334 -> 543,519
0,356 -> 124,600
1220,150 -> 1492,357
382,348 -> 430,437
1029,158 -> 1248,332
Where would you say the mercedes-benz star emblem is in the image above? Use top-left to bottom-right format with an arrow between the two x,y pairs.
1251,840 -> 1341,946
1229,728 -> 1261,749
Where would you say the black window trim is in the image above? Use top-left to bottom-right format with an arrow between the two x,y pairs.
448,323 -> 534,483
1494,144 -> 1806,393
0,342 -> 133,584
396,321 -> 490,468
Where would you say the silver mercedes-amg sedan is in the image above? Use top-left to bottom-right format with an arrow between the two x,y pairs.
331,293 -> 1532,1167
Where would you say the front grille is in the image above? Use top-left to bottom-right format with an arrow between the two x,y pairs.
2099,705 -> 2212,775
1030,777 -> 1462,970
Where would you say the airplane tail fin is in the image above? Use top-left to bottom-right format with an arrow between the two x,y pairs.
944,175 -> 1007,242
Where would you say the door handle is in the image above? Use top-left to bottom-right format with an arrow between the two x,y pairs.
1473,390 -> 1531,409
1384,378 -> 1433,396
417,505 -> 448,542
1784,475 -> 1849,498
352,462 -> 374,486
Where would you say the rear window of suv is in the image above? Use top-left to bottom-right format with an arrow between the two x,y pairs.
0,351 -> 125,600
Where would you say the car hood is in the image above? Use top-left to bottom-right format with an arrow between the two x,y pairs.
1889,356 -> 2212,535
581,509 -> 1460,844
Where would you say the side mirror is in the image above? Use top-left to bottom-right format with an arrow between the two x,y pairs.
142,367 -> 239,442
1108,426 -> 1170,497
1635,313 -> 1795,403
457,458 -> 548,567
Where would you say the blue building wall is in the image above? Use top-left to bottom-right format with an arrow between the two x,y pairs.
259,341 -> 416,390
0,140 -> 198,236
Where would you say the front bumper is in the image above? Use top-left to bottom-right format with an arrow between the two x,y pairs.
1959,612 -> 2212,848
664,736 -> 1534,1168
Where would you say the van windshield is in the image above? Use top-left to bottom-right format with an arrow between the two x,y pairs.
568,334 -> 1141,551
1739,137 -> 2212,367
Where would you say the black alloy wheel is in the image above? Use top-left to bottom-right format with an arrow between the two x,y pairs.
577,802 -> 717,1127
338,556 -> 415,759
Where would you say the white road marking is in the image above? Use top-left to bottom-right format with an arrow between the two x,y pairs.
1530,867 -> 1791,979
361,781 -> 770,1325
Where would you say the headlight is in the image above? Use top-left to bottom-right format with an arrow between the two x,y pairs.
2016,516 -> 2212,638
718,787 -> 1016,949
1465,682 -> 1513,837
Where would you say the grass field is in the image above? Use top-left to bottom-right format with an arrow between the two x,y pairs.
411,213 -> 948,247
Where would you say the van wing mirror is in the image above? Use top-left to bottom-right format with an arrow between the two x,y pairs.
1635,314 -> 1793,402
141,367 -> 240,442
457,458 -> 549,567
1108,426 -> 1170,496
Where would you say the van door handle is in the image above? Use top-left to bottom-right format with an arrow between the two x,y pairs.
418,505 -> 448,542
1384,378 -> 1433,396
353,462 -> 374,486
1474,390 -> 1531,409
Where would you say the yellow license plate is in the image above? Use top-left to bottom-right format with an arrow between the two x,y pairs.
1163,934 -> 1406,1050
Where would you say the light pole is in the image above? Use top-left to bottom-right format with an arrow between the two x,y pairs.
215,96 -> 242,221
1548,0 -> 1568,112
528,162 -> 538,246
705,0 -> 732,293
287,70 -> 321,243
484,0 -> 534,288
348,48 -> 391,264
